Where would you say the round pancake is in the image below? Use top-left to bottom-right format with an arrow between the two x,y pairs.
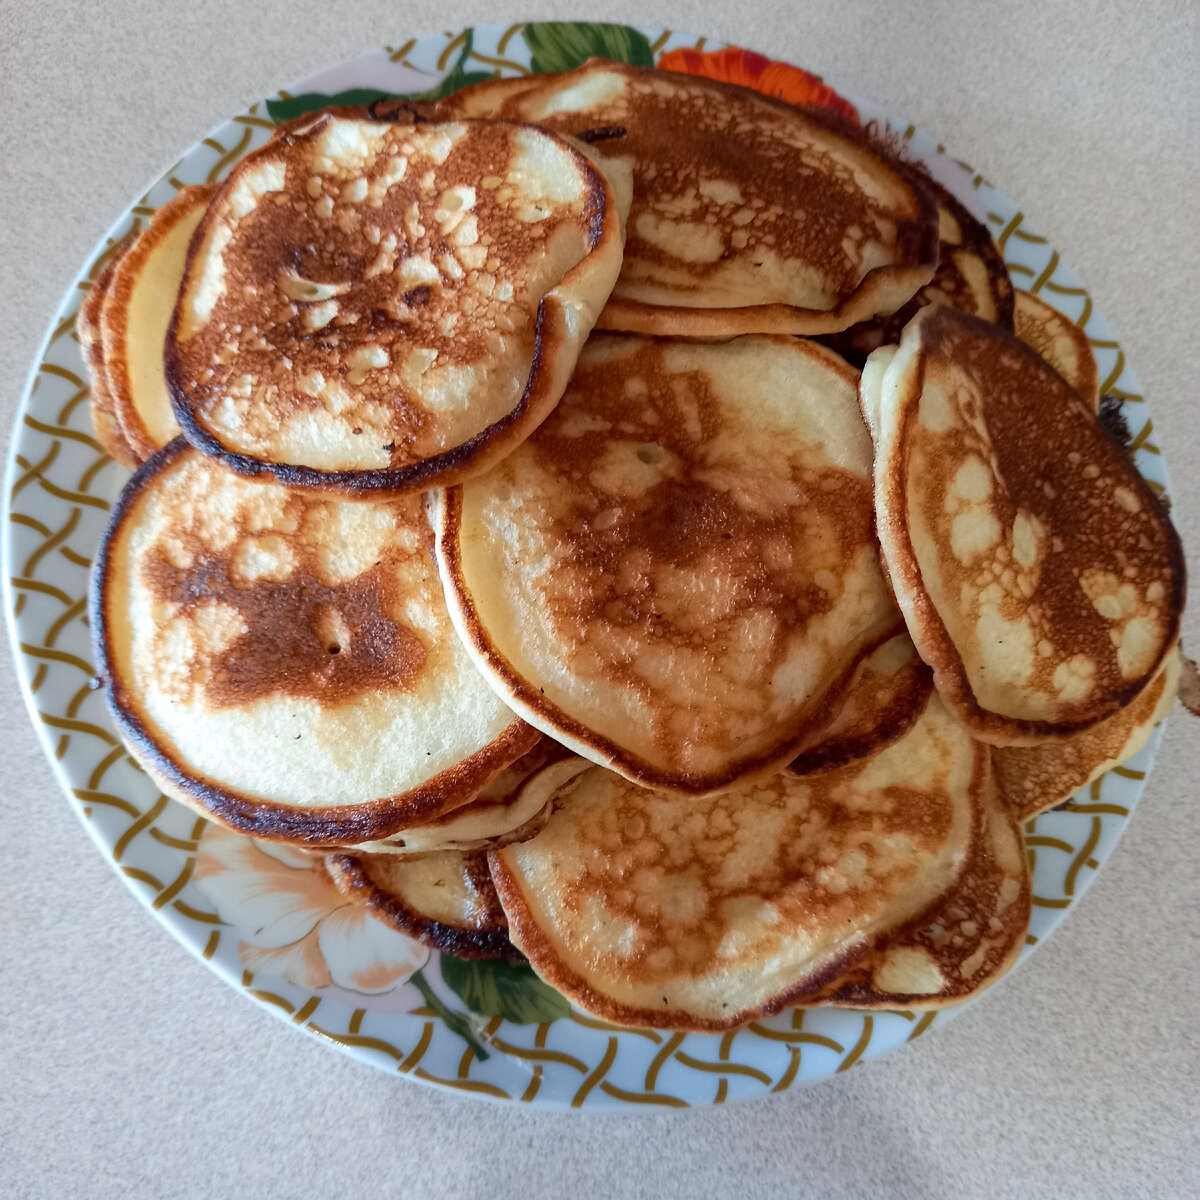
167,114 -> 630,495
436,334 -> 898,794
814,771 -> 1030,1009
329,740 -> 574,856
435,60 -> 939,337
77,234 -> 140,467
824,177 -> 1014,362
91,440 -> 538,844
994,646 -> 1179,823
868,306 -> 1184,745
325,850 -> 519,961
490,692 -> 980,1031
788,633 -> 934,775
100,185 -> 214,461
1014,289 -> 1100,412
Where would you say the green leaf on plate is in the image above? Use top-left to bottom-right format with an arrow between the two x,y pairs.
265,28 -> 491,124
440,955 -> 572,1025
524,22 -> 655,75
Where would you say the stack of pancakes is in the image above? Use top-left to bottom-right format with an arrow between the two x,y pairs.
85,59 -> 1184,1031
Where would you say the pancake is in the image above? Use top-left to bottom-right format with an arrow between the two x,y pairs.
436,60 -> 939,337
167,114 -> 630,495
824,177 -> 1014,362
77,235 -> 140,466
788,633 -> 933,775
329,740 -> 576,856
490,692 -> 982,1031
994,647 -> 1179,823
325,849 -> 519,960
91,439 -> 538,844
436,334 -> 898,794
868,306 -> 1184,745
813,770 -> 1030,1008
100,185 -> 214,461
1013,289 -> 1100,411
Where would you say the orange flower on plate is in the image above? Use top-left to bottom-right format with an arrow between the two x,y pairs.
656,45 -> 859,123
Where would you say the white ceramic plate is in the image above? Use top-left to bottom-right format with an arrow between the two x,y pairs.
4,22 -> 1171,1110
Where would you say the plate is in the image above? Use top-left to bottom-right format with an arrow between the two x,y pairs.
3,22 -> 1172,1110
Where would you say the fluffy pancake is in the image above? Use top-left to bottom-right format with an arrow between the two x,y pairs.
814,770 -> 1030,1008
788,633 -> 933,775
437,60 -> 939,337
436,334 -> 898,794
325,849 -> 519,960
824,177 -> 1014,362
1013,289 -> 1100,411
167,114 -> 629,495
78,235 -> 140,466
91,440 -> 537,844
100,185 -> 214,461
994,647 -> 1179,822
329,740 -> 575,856
490,692 -> 981,1031
868,306 -> 1184,744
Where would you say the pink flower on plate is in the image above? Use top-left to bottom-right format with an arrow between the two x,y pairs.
193,823 -> 428,993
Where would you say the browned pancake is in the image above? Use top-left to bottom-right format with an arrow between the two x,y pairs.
869,306 -> 1185,744
437,60 -> 939,336
788,633 -> 933,774
168,114 -> 629,495
77,235 -> 140,466
325,849 -> 520,960
814,770 -> 1030,1008
823,177 -> 1014,363
993,647 -> 1179,822
91,440 -> 538,844
1014,289 -> 1100,411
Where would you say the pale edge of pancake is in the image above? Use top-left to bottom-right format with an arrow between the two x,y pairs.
100,184 -> 215,461
89,438 -> 540,846
165,119 -> 632,497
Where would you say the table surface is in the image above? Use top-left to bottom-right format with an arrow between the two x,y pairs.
2,2 -> 1198,1197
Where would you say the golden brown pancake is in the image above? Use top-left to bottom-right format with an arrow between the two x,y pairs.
100,185 -> 214,460
867,306 -> 1184,745
167,114 -> 629,496
436,334 -> 898,794
437,60 -> 939,337
1014,289 -> 1100,412
994,647 -> 1179,822
490,692 -> 982,1031
814,772 -> 1030,1008
91,440 -> 538,844
788,633 -> 933,775
325,849 -> 520,960
824,177 -> 1014,362
77,235 -> 140,466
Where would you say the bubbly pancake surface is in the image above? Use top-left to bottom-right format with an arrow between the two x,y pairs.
825,177 -> 1013,360
490,693 -> 979,1030
993,648 -> 1179,822
92,441 -> 536,843
169,115 -> 627,491
1013,288 -> 1100,411
788,633 -> 933,774
101,185 -> 213,460
870,307 -> 1184,743
438,334 -> 898,793
325,849 -> 518,960
438,60 -> 938,335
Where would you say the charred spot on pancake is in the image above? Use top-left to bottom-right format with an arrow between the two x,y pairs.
575,125 -> 627,144
1098,394 -> 1133,451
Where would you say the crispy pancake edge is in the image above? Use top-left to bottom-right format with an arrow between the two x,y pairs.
164,117 -> 627,498
89,437 -> 540,845
325,851 -> 522,961
100,184 -> 215,461
1014,288 -> 1100,412
874,308 -> 1186,745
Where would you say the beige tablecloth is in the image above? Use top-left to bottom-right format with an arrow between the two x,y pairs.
2,2 -> 1197,1197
